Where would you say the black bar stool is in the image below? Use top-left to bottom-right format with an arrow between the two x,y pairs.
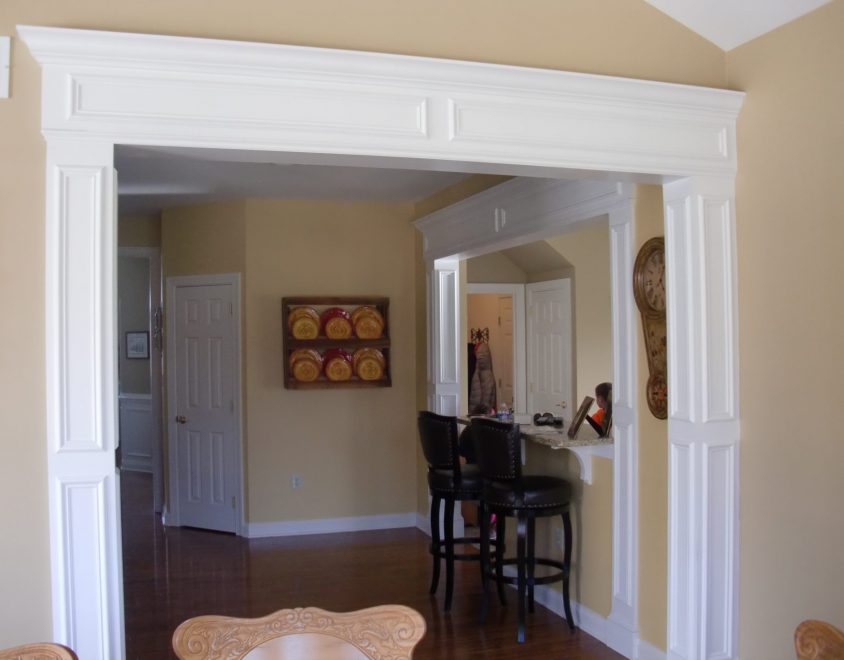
417,411 -> 487,611
471,417 -> 575,643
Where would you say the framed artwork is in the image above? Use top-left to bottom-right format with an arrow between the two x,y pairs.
126,331 -> 149,359
567,395 -> 595,438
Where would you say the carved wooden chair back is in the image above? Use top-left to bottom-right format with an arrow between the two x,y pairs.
173,604 -> 426,659
0,643 -> 78,660
794,619 -> 844,659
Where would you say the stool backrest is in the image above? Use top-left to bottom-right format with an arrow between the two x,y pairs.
471,418 -> 522,482
417,411 -> 460,472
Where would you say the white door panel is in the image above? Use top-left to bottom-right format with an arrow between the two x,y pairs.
169,279 -> 240,533
527,280 -> 573,418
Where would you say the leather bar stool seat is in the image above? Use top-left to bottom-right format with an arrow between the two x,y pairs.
472,417 -> 576,643
417,411 -> 491,612
427,463 -> 483,493
484,474 -> 571,510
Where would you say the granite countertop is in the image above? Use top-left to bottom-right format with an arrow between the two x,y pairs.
457,416 -> 613,450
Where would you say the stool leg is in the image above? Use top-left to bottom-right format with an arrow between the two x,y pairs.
516,511 -> 528,644
429,495 -> 441,595
562,510 -> 575,631
444,497 -> 455,612
527,514 -> 536,613
479,501 -> 490,623
495,514 -> 508,606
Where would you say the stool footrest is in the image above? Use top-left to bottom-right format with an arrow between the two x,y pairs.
486,557 -> 568,586
430,536 -> 501,562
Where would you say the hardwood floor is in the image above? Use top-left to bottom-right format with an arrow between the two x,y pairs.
121,472 -> 623,659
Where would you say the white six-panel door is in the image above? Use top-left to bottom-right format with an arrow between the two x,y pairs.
527,279 -> 574,417
167,276 -> 242,534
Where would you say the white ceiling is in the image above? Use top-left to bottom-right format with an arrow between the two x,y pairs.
643,0 -> 830,51
117,2 -> 830,216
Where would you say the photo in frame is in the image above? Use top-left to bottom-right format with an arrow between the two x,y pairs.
567,395 -> 595,438
126,331 -> 149,359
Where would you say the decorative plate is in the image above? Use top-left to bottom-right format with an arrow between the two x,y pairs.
353,347 -> 385,381
288,348 -> 323,382
288,306 -> 320,340
321,307 -> 353,339
323,348 -> 353,381
352,306 -> 384,339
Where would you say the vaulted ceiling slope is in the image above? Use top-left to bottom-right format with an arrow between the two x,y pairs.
642,0 -> 831,51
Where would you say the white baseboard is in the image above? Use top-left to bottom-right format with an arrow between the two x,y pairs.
504,568 -> 665,660
416,512 -> 429,535
634,637 -> 666,660
244,512 -> 418,539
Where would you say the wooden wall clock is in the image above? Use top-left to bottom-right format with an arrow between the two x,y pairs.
633,237 -> 668,419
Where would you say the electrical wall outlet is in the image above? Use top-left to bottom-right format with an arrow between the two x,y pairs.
553,527 -> 564,549
291,474 -> 303,489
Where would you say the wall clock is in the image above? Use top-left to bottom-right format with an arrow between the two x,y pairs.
633,236 -> 668,419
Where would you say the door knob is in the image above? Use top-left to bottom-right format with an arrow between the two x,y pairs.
176,415 -> 188,424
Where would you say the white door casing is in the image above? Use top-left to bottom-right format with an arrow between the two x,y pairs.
496,295 -> 515,408
21,26 -> 742,660
166,275 -> 242,534
526,279 -> 573,418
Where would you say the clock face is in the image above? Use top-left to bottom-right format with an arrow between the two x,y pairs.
642,250 -> 666,312
634,237 -> 667,316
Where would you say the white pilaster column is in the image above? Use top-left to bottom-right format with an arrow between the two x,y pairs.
45,137 -> 124,660
427,258 -> 461,415
664,176 -> 739,660
605,198 -> 639,656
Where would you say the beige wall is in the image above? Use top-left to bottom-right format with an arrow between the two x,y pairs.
727,3 -> 844,657
0,0 -> 742,649
545,221 -> 612,405
633,185 -> 669,649
161,199 -> 419,522
466,251 -> 528,284
118,213 -> 162,248
243,198 -> 418,521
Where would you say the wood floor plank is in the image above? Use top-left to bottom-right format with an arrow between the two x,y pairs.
121,472 -> 623,659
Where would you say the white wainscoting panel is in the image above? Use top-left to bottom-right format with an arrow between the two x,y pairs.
118,395 -> 153,472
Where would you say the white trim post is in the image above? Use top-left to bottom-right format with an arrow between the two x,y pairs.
45,137 -> 124,659
664,176 -> 739,660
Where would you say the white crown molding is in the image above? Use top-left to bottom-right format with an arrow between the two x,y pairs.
18,25 -> 742,180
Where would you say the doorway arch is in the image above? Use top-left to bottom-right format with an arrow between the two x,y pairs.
20,25 -> 743,660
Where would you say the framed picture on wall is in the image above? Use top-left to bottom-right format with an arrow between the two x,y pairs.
126,331 -> 149,359
567,395 -> 595,438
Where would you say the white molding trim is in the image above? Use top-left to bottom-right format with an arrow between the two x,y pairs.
522,577 -> 666,660
417,178 -> 641,639
664,177 -> 739,660
427,258 -> 461,415
19,25 -> 743,660
165,273 -> 244,537
118,396 -> 153,472
465,282 -> 527,416
245,513 -> 418,539
17,25 -> 742,180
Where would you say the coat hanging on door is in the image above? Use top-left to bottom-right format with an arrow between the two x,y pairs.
468,340 -> 497,413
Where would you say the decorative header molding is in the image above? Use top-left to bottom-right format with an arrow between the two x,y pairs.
19,25 -> 743,179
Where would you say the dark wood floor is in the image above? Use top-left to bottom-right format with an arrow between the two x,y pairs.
121,472 -> 623,659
